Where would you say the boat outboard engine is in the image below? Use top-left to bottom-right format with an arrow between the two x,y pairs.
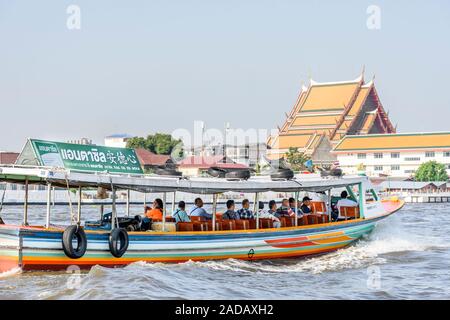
62,225 -> 88,259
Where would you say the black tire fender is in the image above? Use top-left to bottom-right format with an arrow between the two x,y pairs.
270,169 -> 295,180
62,225 -> 88,259
154,168 -> 183,177
109,228 -> 129,258
207,167 -> 227,178
225,170 -> 251,180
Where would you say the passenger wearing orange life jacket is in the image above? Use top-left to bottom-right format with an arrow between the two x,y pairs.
146,198 -> 164,221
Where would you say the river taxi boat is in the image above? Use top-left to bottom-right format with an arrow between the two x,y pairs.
0,163 -> 404,273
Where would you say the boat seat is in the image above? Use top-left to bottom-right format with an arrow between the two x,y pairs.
311,201 -> 327,214
339,206 -> 360,220
297,215 -> 308,226
235,220 -> 250,230
259,218 -> 274,229
193,221 -> 210,231
247,219 -> 257,229
306,214 -> 330,225
177,222 -> 194,232
280,217 -> 295,228
206,221 -> 222,231
221,220 -> 236,230
317,214 -> 329,224
306,214 -> 319,225
190,216 -> 206,222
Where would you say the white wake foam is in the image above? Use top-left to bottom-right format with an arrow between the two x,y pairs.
0,267 -> 22,279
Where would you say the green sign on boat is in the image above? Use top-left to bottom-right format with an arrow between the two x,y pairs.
18,139 -> 143,174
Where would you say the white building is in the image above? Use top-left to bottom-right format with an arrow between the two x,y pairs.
104,134 -> 134,148
332,132 -> 450,178
183,143 -> 267,169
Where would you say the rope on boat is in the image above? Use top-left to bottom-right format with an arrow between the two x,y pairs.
64,175 -> 76,224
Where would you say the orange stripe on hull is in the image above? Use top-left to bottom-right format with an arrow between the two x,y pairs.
0,256 -> 20,273
312,235 -> 353,244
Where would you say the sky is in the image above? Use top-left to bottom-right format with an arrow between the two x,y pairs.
1,0 -> 450,151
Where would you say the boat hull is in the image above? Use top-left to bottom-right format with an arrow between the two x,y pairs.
0,201 -> 403,272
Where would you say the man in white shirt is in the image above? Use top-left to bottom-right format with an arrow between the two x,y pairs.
336,191 -> 358,221
258,201 -> 281,228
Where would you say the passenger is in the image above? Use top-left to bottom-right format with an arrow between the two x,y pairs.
145,198 -> 164,221
172,201 -> 191,223
237,199 -> 255,219
259,200 -> 281,228
289,197 -> 303,216
300,196 -> 314,214
275,198 -> 294,218
222,200 -> 240,220
189,198 -> 213,220
336,191 -> 358,221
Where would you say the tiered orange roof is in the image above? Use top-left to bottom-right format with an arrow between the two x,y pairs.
267,72 -> 395,161
333,132 -> 450,153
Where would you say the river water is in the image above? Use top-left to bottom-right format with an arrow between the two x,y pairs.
0,203 -> 449,300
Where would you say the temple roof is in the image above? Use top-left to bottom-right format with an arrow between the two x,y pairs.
268,72 -> 396,158
333,132 -> 450,152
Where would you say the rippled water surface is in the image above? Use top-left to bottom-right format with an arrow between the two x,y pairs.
1,203 -> 450,300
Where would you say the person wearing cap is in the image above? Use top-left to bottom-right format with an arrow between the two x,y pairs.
300,196 -> 314,214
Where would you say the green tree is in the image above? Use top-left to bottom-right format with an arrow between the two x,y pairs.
284,147 -> 310,171
126,133 -> 183,156
415,161 -> 449,181
126,137 -> 147,150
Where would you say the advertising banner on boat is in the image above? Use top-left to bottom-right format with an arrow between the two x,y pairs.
29,139 -> 144,174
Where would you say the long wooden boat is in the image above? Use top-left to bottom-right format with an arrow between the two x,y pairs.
0,165 -> 404,272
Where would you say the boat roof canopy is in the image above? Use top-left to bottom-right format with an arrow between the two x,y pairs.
0,165 -> 368,194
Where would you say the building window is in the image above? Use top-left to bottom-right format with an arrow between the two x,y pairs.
404,157 -> 421,161
391,165 -> 400,171
374,166 -> 383,171
374,153 -> 383,159
404,170 -> 416,174
391,152 -> 400,158
357,153 -> 366,159
425,151 -> 435,158
444,152 -> 450,157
